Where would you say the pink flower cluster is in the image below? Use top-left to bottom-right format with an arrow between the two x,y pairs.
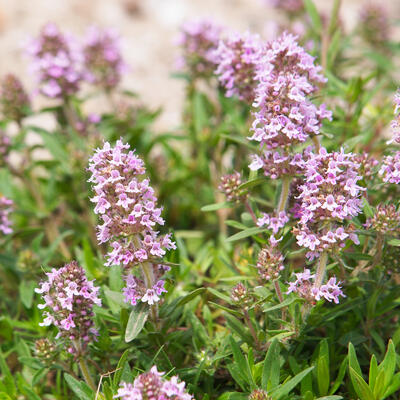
214,31 -> 263,103
116,366 -> 192,400
257,211 -> 289,234
388,91 -> 400,144
123,267 -> 169,306
266,0 -> 304,15
35,261 -> 101,348
294,148 -> 364,260
380,151 -> 400,184
0,196 -> 13,235
287,269 -> 345,304
27,22 -> 83,99
248,32 -> 331,179
88,139 -> 175,306
176,19 -> 222,79
83,26 -> 126,90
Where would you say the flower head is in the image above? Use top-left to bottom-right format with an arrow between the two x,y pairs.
83,26 -> 126,89
215,31 -> 264,103
266,0 -> 304,16
35,261 -> 101,347
176,19 -> 222,79
293,148 -> 364,259
359,3 -> 390,46
0,74 -> 30,123
248,32 -> 331,179
88,140 -> 176,305
115,366 -> 192,400
26,22 -> 82,99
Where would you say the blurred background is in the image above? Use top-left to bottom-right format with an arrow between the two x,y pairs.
0,0 -> 398,130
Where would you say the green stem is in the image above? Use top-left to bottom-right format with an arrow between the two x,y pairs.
73,340 -> 96,391
277,176 -> 291,213
314,251 -> 328,288
312,135 -> 321,153
243,309 -> 261,350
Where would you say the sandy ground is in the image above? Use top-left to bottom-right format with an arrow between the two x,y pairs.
0,0 -> 398,131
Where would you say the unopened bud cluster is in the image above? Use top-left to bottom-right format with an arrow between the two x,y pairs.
231,283 -> 252,307
218,172 -> 247,203
249,389 -> 272,400
0,74 -> 30,123
256,245 -> 284,281
365,204 -> 400,234
35,338 -> 58,364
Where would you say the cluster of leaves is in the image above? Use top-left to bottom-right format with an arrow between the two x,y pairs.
1,1 -> 400,399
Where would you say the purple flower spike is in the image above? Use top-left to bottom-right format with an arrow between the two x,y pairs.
88,139 -> 176,306
26,22 -> 83,99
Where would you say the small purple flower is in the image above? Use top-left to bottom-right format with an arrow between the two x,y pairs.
35,261 -> 101,348
380,151 -> 400,184
0,196 -> 13,235
257,211 -> 289,234
115,365 -> 192,400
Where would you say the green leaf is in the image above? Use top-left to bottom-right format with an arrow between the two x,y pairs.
349,367 -> 374,400
304,0 -> 322,33
317,339 -> 330,396
125,304 -> 149,342
372,368 -> 386,399
201,202 -> 232,212
19,280 -> 36,309
113,349 -> 131,386
384,372 -> 400,398
229,336 -> 255,389
262,297 -> 296,312
22,386 -> 41,400
176,288 -> 206,307
348,343 -> 362,375
378,339 -> 396,390
271,366 -> 314,399
238,177 -> 266,191
225,314 -> 253,344
226,227 -> 267,242
362,198 -> 374,219
262,339 -> 280,390
369,354 -> 378,392
329,356 -> 347,395
64,374 -> 92,400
